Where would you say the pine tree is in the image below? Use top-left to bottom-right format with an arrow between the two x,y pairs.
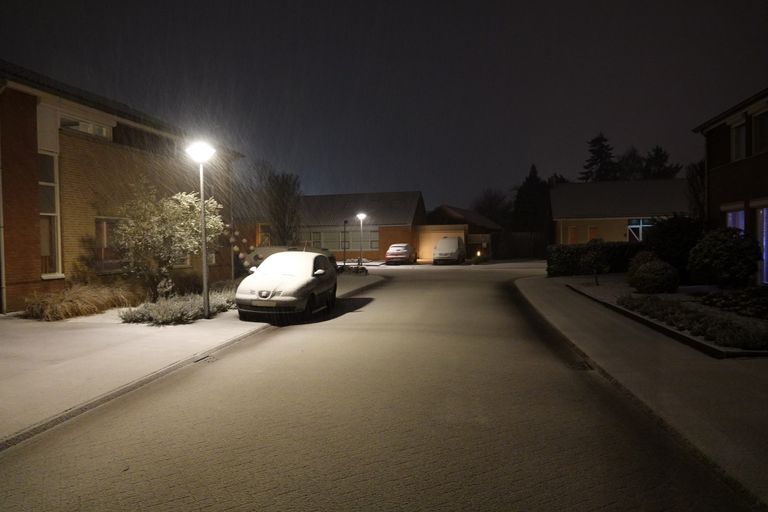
580,133 -> 618,182
643,145 -> 682,179
512,165 -> 551,232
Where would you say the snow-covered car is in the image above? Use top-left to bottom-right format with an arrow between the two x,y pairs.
385,243 -> 417,265
236,251 -> 337,322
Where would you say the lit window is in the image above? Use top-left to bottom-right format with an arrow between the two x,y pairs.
726,210 -> 745,231
628,218 -> 654,242
732,123 -> 746,160
754,111 -> 768,155
38,154 -> 61,275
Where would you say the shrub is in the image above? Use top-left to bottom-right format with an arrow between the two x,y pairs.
617,294 -> 768,350
643,215 -> 704,280
700,287 -> 768,319
627,251 -> 658,281
119,290 -> 235,326
579,239 -> 610,284
629,260 -> 679,293
25,284 -> 141,321
547,241 -> 645,277
688,228 -> 761,288
471,254 -> 489,265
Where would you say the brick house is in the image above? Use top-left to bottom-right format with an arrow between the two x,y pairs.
550,179 -> 690,245
693,87 -> 768,284
0,60 -> 240,312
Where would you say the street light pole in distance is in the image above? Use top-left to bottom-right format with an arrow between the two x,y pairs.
356,213 -> 366,266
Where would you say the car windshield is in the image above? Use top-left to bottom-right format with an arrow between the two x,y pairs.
256,253 -> 312,277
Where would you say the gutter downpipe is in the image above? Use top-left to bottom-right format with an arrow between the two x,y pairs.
0,82 -> 7,313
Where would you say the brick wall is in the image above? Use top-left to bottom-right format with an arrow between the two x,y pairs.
1,89 -> 55,311
58,131 -> 234,284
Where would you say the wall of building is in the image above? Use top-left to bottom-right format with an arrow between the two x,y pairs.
58,131 -> 233,284
0,87 -> 235,311
554,219 -> 629,245
707,151 -> 768,235
1,88 -> 65,311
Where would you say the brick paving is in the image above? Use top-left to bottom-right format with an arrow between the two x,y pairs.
0,268 -> 758,511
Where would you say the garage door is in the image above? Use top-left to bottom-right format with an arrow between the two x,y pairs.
416,225 -> 466,262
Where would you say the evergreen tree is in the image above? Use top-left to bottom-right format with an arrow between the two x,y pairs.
643,145 -> 682,179
580,133 -> 618,182
616,147 -> 645,180
512,165 -> 551,232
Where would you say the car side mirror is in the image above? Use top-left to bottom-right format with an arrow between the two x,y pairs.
249,266 -> 257,274
313,269 -> 325,277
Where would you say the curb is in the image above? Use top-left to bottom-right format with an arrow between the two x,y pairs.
513,278 -> 768,510
564,284 -> 768,359
0,324 -> 270,453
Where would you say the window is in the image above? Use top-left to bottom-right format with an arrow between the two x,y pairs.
754,110 -> 768,155
732,123 -> 746,161
628,218 -> 654,242
311,232 -> 321,248
38,153 -> 61,276
95,218 -> 123,273
369,230 -> 379,250
758,208 -> 767,284
588,226 -> 599,241
60,117 -> 110,140
725,210 -> 745,231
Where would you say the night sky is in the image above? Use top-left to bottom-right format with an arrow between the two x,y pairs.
2,1 -> 767,208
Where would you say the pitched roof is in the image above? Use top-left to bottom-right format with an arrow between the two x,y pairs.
430,205 -> 501,231
300,191 -> 425,226
693,86 -> 768,133
0,59 -> 178,135
550,179 -> 689,219
0,59 -> 243,159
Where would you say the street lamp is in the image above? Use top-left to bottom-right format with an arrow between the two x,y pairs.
185,141 -> 216,319
356,212 -> 366,266
343,219 -> 348,269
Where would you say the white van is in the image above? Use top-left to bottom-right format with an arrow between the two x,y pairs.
432,236 -> 466,265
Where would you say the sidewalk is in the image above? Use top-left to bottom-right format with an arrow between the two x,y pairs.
516,275 -> 768,506
0,273 -> 383,450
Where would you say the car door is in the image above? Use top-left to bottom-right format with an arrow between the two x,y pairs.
313,255 -> 333,297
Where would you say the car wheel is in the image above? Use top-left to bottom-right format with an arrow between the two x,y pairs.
303,294 -> 316,320
327,286 -> 337,310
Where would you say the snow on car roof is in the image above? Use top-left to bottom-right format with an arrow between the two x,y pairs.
257,251 -> 320,276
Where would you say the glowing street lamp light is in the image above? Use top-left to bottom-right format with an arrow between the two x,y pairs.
356,212 -> 366,266
186,141 -> 216,319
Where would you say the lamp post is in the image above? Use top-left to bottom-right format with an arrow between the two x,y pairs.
356,212 -> 366,266
185,141 -> 216,319
343,219 -> 348,269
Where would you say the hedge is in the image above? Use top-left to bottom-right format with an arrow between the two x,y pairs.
547,241 -> 646,277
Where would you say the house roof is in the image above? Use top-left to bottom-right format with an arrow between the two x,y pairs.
430,205 -> 501,231
300,191 -> 425,227
0,59 -> 180,135
692,86 -> 768,133
550,179 -> 689,219
0,59 -> 243,158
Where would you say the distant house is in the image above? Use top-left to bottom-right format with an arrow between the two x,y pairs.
240,191 -> 428,262
0,60 -> 240,312
550,180 -> 689,245
427,205 -> 501,259
693,87 -> 768,284
239,192 -> 498,263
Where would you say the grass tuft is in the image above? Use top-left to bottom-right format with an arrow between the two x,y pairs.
25,284 -> 141,321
